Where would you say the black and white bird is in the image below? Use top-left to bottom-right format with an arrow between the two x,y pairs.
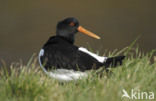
39,17 -> 125,81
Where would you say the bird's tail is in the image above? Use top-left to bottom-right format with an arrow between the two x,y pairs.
103,56 -> 125,68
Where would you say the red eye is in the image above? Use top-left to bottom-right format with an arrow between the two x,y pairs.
69,22 -> 75,26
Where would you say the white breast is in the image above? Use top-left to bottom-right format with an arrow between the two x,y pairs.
78,47 -> 107,63
39,49 -> 44,57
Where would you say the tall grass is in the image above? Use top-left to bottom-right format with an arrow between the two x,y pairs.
0,47 -> 156,101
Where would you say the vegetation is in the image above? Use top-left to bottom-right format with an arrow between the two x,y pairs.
0,46 -> 156,101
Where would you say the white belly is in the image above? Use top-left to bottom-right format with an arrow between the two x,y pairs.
48,69 -> 88,81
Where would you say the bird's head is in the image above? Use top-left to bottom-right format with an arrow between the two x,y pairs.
56,17 -> 100,43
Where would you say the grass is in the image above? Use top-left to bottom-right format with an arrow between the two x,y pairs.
0,47 -> 156,101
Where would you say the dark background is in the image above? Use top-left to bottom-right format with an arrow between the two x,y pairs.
0,0 -> 156,65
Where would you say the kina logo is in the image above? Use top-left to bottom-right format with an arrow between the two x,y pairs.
122,89 -> 154,100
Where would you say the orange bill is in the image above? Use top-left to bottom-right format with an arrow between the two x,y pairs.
77,26 -> 101,39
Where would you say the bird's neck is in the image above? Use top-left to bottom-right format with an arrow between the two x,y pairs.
56,35 -> 75,44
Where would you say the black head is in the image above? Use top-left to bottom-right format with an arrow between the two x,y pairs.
56,17 -> 79,43
56,17 -> 100,43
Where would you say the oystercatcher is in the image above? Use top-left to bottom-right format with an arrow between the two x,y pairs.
39,17 -> 125,81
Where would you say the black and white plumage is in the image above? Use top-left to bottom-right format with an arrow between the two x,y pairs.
39,17 -> 125,81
